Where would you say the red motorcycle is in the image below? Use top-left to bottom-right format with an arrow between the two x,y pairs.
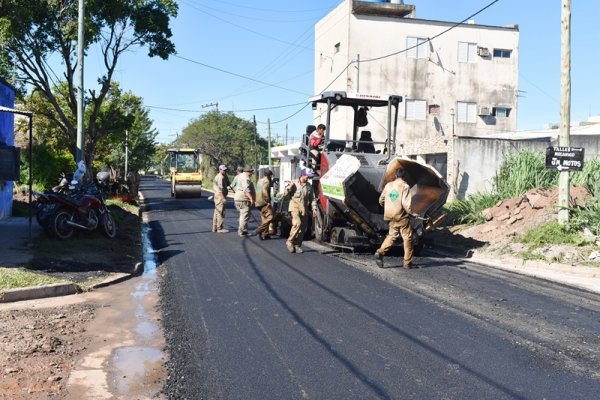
33,173 -> 73,234
49,183 -> 117,240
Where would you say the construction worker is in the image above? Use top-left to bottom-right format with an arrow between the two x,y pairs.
374,166 -> 417,269
308,124 -> 325,171
212,164 -> 230,233
284,167 -> 317,253
255,169 -> 274,240
234,166 -> 256,237
229,165 -> 244,193
309,123 -> 326,149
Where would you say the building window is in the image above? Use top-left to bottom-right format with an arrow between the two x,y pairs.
406,99 -> 427,120
457,101 -> 476,123
493,107 -> 511,118
334,42 -> 340,54
406,37 -> 429,59
493,48 -> 512,58
458,42 -> 477,63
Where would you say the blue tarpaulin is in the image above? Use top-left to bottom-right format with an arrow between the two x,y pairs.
0,78 -> 16,219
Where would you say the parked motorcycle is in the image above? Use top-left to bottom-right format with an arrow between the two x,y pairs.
33,172 -> 73,234
49,182 -> 117,240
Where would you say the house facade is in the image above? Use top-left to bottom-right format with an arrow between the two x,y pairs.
313,0 -> 519,188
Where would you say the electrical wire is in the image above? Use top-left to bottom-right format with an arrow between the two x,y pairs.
191,0 -> 335,14
180,1 -> 313,51
173,54 -> 311,96
180,0 -> 320,23
146,101 -> 306,113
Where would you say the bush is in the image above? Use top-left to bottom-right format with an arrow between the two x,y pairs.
20,143 -> 74,191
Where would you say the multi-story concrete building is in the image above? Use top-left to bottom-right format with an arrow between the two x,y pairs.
313,0 -> 519,184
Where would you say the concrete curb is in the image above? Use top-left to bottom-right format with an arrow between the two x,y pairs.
430,244 -> 600,295
89,262 -> 144,290
0,262 -> 145,304
0,283 -> 80,303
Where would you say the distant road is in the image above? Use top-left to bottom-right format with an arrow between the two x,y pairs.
141,176 -> 600,400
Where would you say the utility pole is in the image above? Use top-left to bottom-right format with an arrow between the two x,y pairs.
253,115 -> 258,172
76,0 -> 85,164
202,102 -> 219,112
267,118 -> 272,169
355,54 -> 360,92
558,0 -> 571,224
285,123 -> 288,145
124,128 -> 129,180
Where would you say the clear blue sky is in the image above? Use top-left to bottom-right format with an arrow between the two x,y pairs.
95,0 -> 600,144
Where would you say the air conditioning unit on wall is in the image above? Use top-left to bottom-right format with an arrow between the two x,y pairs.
478,106 -> 491,116
477,46 -> 491,57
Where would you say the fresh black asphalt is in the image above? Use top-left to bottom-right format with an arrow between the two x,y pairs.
140,176 -> 600,400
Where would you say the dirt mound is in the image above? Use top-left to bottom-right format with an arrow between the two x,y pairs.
458,186 -> 591,245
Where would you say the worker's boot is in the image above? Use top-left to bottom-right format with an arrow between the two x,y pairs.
294,246 -> 303,254
217,228 -> 229,233
374,252 -> 384,268
403,262 -> 413,270
286,241 -> 295,253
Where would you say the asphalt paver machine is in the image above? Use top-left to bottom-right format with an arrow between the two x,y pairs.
303,91 -> 449,252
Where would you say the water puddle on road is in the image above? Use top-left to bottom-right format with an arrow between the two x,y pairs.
111,223 -> 165,397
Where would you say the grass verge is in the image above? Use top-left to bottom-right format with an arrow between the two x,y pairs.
0,267 -> 69,291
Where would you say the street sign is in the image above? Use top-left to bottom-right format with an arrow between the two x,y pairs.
545,146 -> 584,171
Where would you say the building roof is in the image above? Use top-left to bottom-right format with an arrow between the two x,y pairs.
458,119 -> 600,141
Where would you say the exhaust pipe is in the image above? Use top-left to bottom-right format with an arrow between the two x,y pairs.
66,220 -> 96,231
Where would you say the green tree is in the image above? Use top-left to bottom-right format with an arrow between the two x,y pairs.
95,91 -> 158,177
179,111 -> 269,172
0,0 -> 177,172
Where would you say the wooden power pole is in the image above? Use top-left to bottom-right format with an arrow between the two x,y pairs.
558,0 -> 571,224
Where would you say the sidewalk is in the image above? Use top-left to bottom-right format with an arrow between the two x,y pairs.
0,216 -> 41,266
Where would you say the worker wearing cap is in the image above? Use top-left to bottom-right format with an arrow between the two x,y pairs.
229,165 -> 244,193
374,166 -> 417,269
234,166 -> 256,237
212,164 -> 230,233
283,167 -> 317,253
255,169 -> 274,240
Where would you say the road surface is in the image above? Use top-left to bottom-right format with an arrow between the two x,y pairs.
141,176 -> 600,400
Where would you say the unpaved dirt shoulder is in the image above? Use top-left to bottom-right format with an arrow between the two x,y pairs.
0,294 -> 97,399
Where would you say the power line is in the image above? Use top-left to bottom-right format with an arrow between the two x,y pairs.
195,0 -> 335,14
180,1 -> 313,51
146,102 -> 306,113
180,0 -> 321,23
173,54 -> 311,96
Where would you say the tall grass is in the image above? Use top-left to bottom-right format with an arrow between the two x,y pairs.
492,150 -> 558,198
443,150 -> 554,226
443,193 -> 501,225
571,158 -> 600,196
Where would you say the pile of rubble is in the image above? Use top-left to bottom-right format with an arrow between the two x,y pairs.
459,186 -> 591,245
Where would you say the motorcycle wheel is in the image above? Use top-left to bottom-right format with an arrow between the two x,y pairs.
101,212 -> 117,238
52,210 -> 74,240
